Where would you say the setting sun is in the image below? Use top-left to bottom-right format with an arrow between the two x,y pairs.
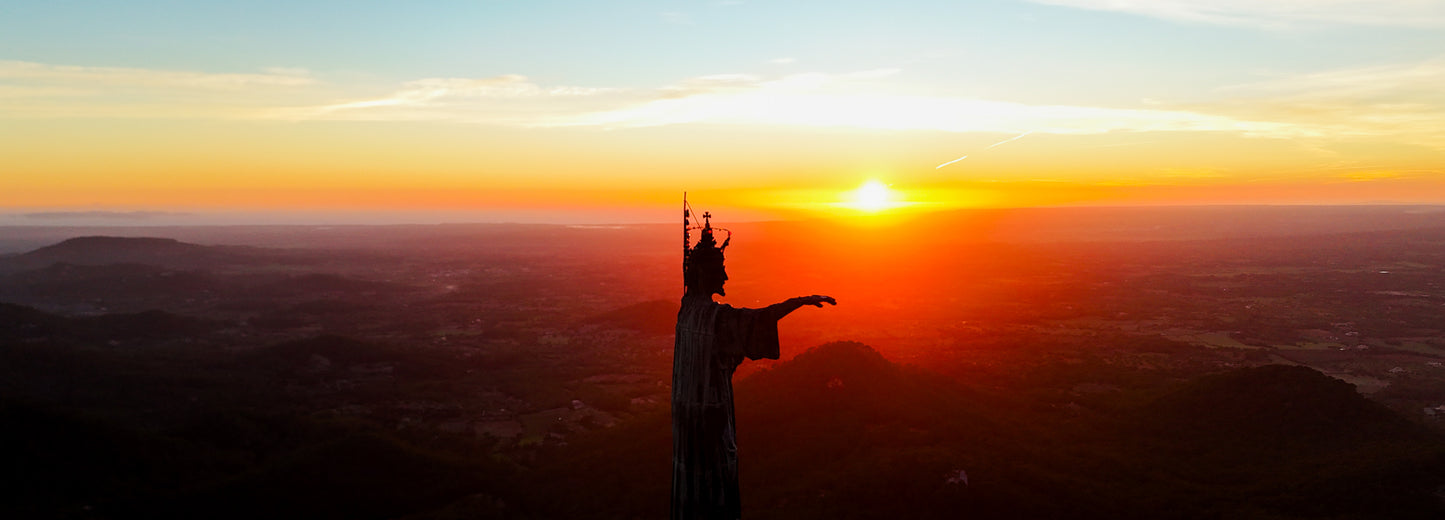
849,180 -> 897,212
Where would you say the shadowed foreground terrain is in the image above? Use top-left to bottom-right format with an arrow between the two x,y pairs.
3,206 -> 1445,518
5,336 -> 1443,519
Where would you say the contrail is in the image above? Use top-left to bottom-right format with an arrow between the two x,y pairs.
936,130 -> 1033,170
985,130 -> 1032,150
935,155 -> 968,169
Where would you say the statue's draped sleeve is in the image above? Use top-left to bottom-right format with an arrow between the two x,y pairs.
714,304 -> 781,367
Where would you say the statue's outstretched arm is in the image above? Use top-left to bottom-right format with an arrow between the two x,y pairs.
765,295 -> 836,321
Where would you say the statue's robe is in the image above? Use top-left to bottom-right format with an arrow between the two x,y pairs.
672,296 -> 780,520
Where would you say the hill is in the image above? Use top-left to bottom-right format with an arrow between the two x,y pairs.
1143,364 -> 1425,451
9,237 -> 219,268
508,343 -> 1445,519
1117,365 -> 1445,518
0,235 -> 313,274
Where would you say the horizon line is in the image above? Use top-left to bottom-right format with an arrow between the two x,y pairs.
3,202 -> 1445,228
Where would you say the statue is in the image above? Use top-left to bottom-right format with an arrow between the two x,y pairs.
672,200 -> 835,519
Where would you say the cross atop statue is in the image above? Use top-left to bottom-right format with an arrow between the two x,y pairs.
672,202 -> 835,519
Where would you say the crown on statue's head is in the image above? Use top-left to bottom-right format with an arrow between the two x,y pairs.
683,203 -> 730,289
692,212 -> 729,250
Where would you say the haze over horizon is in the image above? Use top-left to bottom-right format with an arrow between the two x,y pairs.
4,1 -> 1444,223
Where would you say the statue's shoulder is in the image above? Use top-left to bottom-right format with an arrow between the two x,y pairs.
679,297 -> 721,315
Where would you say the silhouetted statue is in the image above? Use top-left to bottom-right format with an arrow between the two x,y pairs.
672,206 -> 835,520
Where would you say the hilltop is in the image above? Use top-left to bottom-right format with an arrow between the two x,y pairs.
4,236 -> 227,270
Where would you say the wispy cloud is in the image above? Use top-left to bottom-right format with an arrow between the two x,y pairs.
555,71 -> 1310,138
1157,167 -> 1225,179
0,60 -> 317,118
22,210 -> 193,220
1203,58 -> 1445,148
2,59 -> 1380,146
0,60 -> 314,89
1337,169 -> 1442,182
1026,0 -> 1445,28
658,74 -> 765,99
279,74 -> 620,123
277,68 -> 1318,140
1221,59 -> 1445,102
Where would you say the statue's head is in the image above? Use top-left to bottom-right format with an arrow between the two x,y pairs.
685,218 -> 729,297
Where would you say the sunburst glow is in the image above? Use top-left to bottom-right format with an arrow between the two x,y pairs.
849,180 -> 897,212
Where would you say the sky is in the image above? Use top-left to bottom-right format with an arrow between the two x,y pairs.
2,0 -> 1444,224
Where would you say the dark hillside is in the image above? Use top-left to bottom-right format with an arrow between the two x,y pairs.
0,302 -> 69,341
0,262 -> 222,303
735,341 -> 1005,519
7,237 -> 223,270
0,402 -> 215,519
0,235 -> 324,274
157,433 -> 500,520
1119,364 -> 1445,518
1142,364 -> 1425,451
511,345 -> 1445,520
517,342 -> 1021,519
0,302 -> 216,344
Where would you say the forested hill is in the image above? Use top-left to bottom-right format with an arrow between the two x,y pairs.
518,341 -> 1445,520
0,236 -> 323,274
4,237 -> 223,270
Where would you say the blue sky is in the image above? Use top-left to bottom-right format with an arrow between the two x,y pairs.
8,1 -> 1438,90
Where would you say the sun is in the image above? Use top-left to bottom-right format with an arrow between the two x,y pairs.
850,180 -> 895,212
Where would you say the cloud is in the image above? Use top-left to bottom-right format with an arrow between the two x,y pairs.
552,71 -> 1311,138
0,60 -> 314,89
1202,58 -> 1445,147
278,68 -> 1319,140
0,60 -> 318,118
1221,59 -> 1445,100
288,62 -> 1435,147
295,70 -> 918,126
280,74 -> 620,123
7,59 -> 1403,147
1337,169 -> 1442,182
22,210 -> 193,220
1157,167 -> 1226,179
1026,0 -> 1445,28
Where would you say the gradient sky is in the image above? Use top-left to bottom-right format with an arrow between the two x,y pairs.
3,0 -> 1444,223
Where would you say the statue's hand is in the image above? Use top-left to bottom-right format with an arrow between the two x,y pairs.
797,295 -> 836,307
